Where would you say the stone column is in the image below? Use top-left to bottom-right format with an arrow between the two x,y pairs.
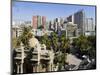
47,62 -> 50,71
21,43 -> 24,73
20,63 -> 23,73
17,64 -> 19,73
50,64 -> 53,71
37,63 -> 40,72
32,64 -> 35,72
32,64 -> 37,72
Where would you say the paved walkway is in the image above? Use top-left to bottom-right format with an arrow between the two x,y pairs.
66,54 -> 82,66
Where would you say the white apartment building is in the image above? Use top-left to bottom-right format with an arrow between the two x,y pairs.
12,25 -> 22,38
85,18 -> 95,36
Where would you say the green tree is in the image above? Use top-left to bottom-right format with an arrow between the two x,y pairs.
53,33 -> 70,70
12,37 -> 17,48
19,26 -> 33,47
12,37 -> 22,48
40,34 -> 51,50
87,36 -> 96,59
72,35 -> 96,59
40,32 -> 70,70
50,32 -> 58,52
12,26 -> 33,73
37,25 -> 44,30
40,32 -> 58,51
19,26 -> 34,73
59,33 -> 70,70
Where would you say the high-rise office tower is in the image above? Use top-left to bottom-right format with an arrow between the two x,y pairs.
49,20 -> 54,30
85,18 -> 95,36
32,15 -> 46,30
60,18 -> 64,26
74,10 -> 85,35
37,15 -> 42,28
42,16 -> 46,30
32,16 -> 38,29
37,15 -> 42,27
55,18 -> 58,22
67,10 -> 85,35
53,18 -> 58,32
85,18 -> 94,31
67,15 -> 74,23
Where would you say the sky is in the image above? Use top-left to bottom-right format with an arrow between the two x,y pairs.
12,1 -> 96,23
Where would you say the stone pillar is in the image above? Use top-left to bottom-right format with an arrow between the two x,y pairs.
20,63 -> 23,73
48,62 -> 53,71
37,63 -> 40,72
47,62 -> 50,71
50,63 -> 53,71
21,43 -> 24,73
32,65 -> 35,72
17,64 -> 19,73
32,64 -> 37,72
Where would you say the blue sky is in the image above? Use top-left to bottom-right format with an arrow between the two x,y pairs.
12,1 -> 96,22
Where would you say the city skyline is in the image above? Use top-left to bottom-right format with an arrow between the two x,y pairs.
12,1 -> 96,23
12,1 -> 96,74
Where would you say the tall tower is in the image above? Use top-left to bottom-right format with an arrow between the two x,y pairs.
74,10 -> 85,35
32,16 -> 38,29
37,15 -> 42,28
67,15 -> 74,23
42,16 -> 46,30
85,18 -> 94,32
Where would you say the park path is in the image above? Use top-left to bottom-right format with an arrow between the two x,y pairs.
66,54 -> 82,66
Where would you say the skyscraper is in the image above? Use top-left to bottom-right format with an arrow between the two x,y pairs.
67,10 -> 85,35
32,16 -> 38,29
60,18 -> 63,23
74,10 -> 85,35
37,15 -> 42,28
85,18 -> 94,31
42,16 -> 46,30
49,20 -> 54,30
32,15 -> 46,30
67,15 -> 74,23
85,18 -> 95,36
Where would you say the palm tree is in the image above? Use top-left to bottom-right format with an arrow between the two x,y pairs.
19,26 -> 33,47
40,34 -> 51,50
50,32 -> 58,52
53,32 -> 70,70
58,33 -> 70,70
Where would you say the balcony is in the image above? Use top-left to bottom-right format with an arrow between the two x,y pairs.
15,48 -> 22,52
40,55 -> 50,60
32,50 -> 38,54
31,55 -> 38,61
16,53 -> 21,57
31,59 -> 38,61
24,48 -> 30,52
14,57 -> 22,60
14,53 -> 22,60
